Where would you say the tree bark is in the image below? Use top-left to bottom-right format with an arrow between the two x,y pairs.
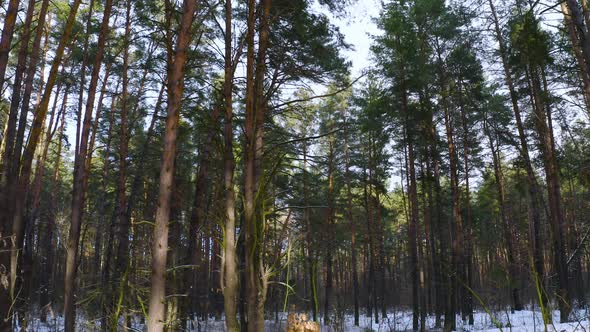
527,66 -> 571,321
303,139 -> 318,321
112,2 -> 133,319
483,115 -> 522,311
39,92 -> 67,323
1,4 -> 49,311
458,81 -> 474,325
63,0 -> 114,329
244,0 -> 271,330
402,85 -> 420,331
3,0 -> 81,329
564,0 -> 590,91
1,0 -> 35,192
343,113 -> 359,326
488,0 -> 548,318
3,0 -> 45,312
323,131 -> 335,324
146,0 -> 196,330
74,0 -> 95,155
222,0 -> 240,329
561,2 -> 590,110
0,0 -> 20,91
437,50 -> 462,332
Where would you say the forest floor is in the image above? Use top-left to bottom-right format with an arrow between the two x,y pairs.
19,307 -> 590,331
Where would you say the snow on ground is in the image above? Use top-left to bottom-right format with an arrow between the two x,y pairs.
18,307 -> 590,331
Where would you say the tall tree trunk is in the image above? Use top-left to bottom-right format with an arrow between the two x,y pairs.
561,2 -> 590,110
563,0 -> 590,98
528,66 -> 571,321
0,0 -> 20,91
10,0 -> 50,170
1,4 -> 50,318
29,65 -> 71,247
21,74 -> 66,309
458,81 -> 474,325
303,139 -> 318,321
74,0 -> 95,154
343,113 -> 359,326
39,94 -> 67,323
222,0 -> 239,329
437,51 -> 462,332
0,0 -> 49,213
1,0 -> 35,192
187,104 -> 221,318
401,75 -> 420,331
99,86 -> 119,330
112,2 -> 133,322
4,0 -> 82,329
488,0 -> 548,318
363,147 -> 377,322
63,0 -> 114,329
324,134 -> 335,324
146,0 -> 196,330
4,0 -> 47,311
374,189 -> 387,320
483,116 -> 522,311
244,0 -> 271,330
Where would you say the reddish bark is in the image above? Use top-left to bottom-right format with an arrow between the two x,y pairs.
146,0 -> 196,330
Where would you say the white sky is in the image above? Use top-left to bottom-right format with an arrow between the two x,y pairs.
329,0 -> 382,77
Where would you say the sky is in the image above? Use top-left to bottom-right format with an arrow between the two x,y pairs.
328,0 -> 383,77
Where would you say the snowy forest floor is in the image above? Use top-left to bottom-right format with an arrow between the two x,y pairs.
19,307 -> 590,331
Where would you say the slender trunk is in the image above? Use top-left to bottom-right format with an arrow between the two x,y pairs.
29,66 -> 69,239
1,4 -> 50,310
437,51 -> 462,332
244,0 -> 258,325
458,81 -> 474,325
244,0 -> 271,330
92,85 -> 112,277
324,136 -> 335,324
85,62 -> 112,188
561,2 -> 590,110
64,0 -> 114,329
187,104 -> 221,317
125,82 -> 164,225
112,3 -> 133,320
0,0 -> 20,91
5,1 -> 82,329
222,1 -> 239,329
401,76 -> 420,331
99,81 -> 121,306
374,189 -> 387,320
1,0 -> 35,190
165,186 -> 182,331
146,0 -> 196,330
75,0 -> 95,154
529,66 -> 570,321
21,80 -> 65,304
99,87 -> 119,329
6,0 -> 50,307
564,0 -> 590,86
303,140 -> 318,321
39,95 -> 67,323
483,116 -> 522,311
488,0 -> 548,316
423,89 -> 443,327
11,0 -> 50,170
343,114 -> 359,326
363,148 -> 376,321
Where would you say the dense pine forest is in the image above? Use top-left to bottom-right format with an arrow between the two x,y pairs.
3,0 -> 590,331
